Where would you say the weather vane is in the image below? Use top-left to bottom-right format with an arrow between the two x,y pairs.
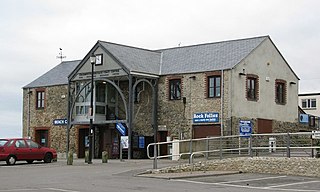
56,48 -> 66,62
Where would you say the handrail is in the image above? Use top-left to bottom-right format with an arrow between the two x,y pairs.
147,132 -> 320,169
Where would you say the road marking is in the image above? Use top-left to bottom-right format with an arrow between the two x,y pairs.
44,188 -> 80,192
265,180 -> 320,188
173,179 -> 320,192
218,175 -> 287,184
0,189 -> 37,191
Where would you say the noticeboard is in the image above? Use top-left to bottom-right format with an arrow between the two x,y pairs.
121,136 -> 129,149
239,120 -> 252,138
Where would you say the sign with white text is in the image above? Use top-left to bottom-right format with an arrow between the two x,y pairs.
53,119 -> 68,126
193,112 -> 219,123
239,120 -> 252,138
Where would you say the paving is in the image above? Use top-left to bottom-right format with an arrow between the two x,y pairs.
2,158 -> 320,192
138,170 -> 240,179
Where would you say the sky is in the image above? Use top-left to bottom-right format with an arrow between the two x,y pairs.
0,0 -> 319,138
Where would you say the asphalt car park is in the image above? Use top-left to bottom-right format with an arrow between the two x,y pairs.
1,159 -> 320,192
173,173 -> 320,192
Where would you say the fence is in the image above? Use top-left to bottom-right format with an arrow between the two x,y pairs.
147,132 -> 320,169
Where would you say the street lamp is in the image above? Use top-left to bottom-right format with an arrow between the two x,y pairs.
88,54 -> 96,164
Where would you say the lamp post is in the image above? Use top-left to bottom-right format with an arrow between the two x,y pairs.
88,54 -> 96,164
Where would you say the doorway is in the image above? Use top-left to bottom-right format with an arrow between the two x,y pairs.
257,118 -> 273,133
35,129 -> 49,147
78,128 -> 89,158
158,131 -> 168,156
193,124 -> 221,139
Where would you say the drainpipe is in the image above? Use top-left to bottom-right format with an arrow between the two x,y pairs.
27,88 -> 31,138
152,79 -> 158,169
221,70 -> 224,136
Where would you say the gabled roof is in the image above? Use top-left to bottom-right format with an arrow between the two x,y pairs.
97,36 -> 268,76
158,36 -> 268,75
99,41 -> 162,75
23,60 -> 80,88
26,36 -> 297,88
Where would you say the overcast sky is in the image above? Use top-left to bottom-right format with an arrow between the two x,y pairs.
0,0 -> 319,138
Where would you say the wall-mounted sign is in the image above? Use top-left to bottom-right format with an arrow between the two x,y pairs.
193,112 -> 219,123
53,119 -> 68,126
74,69 -> 127,80
139,136 -> 145,149
299,114 -> 309,124
239,120 -> 252,138
158,125 -> 167,131
116,123 -> 126,136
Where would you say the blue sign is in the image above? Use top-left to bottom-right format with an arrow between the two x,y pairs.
239,120 -> 252,137
116,123 -> 126,136
139,136 -> 145,149
300,114 -> 309,124
193,112 -> 219,123
53,119 -> 68,126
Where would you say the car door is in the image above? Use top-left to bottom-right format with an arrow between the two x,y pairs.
26,139 -> 44,160
14,139 -> 30,160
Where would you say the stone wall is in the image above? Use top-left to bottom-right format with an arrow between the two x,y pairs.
157,71 -> 230,139
153,157 -> 320,177
22,85 -> 77,156
229,116 -> 311,136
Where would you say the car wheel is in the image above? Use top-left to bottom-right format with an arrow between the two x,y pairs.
6,155 -> 16,165
26,160 -> 34,164
44,153 -> 52,163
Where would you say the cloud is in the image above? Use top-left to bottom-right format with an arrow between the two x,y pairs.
0,0 -> 320,137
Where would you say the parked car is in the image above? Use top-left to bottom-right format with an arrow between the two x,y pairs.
0,138 -> 57,165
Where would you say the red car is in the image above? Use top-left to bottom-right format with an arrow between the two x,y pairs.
0,138 -> 57,165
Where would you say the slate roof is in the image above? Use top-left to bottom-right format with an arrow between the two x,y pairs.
23,60 -> 81,88
158,36 -> 267,75
100,41 -> 161,75
98,36 -> 268,75
25,36 -> 277,88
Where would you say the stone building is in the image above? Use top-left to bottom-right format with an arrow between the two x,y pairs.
22,36 -> 302,159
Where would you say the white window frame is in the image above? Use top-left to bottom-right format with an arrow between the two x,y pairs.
302,98 -> 316,109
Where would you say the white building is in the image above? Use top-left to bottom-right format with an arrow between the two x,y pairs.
299,93 -> 320,128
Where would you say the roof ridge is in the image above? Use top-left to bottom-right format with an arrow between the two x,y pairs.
61,59 -> 82,63
98,40 -> 161,54
155,35 -> 269,51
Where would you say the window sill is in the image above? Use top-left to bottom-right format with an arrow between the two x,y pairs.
247,99 -> 258,102
302,108 -> 317,110
207,97 -> 221,99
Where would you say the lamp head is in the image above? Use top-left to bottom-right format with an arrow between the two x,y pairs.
90,54 -> 96,64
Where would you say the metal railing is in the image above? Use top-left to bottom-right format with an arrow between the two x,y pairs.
147,132 -> 320,169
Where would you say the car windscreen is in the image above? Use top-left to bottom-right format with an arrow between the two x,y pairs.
0,139 -> 9,146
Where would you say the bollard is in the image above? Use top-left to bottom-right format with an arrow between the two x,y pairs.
67,150 -> 73,165
102,151 -> 108,163
85,150 -> 89,163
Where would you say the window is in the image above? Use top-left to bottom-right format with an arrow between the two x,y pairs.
246,76 -> 258,101
36,90 -> 45,109
96,82 -> 106,102
26,140 -> 39,148
302,98 -> 316,109
76,83 -> 91,102
275,81 -> 286,104
15,140 -> 27,148
208,76 -> 221,98
169,79 -> 181,100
